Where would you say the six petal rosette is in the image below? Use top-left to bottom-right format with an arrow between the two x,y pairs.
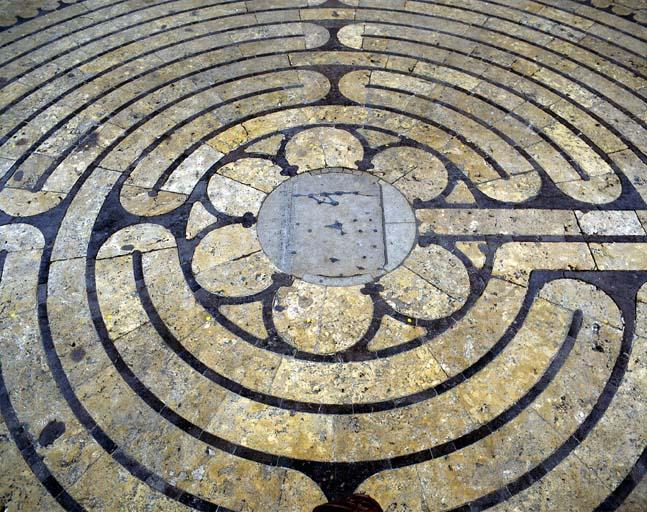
189,126 -> 471,355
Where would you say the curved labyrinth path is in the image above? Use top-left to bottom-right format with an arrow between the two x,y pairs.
0,0 -> 646,510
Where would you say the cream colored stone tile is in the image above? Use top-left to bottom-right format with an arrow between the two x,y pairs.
220,301 -> 268,339
207,173 -> 265,217
576,210 -> 646,236
120,185 -> 188,217
95,255 -> 149,340
218,157 -> 285,193
195,251 -> 276,298
286,127 -> 363,171
186,202 -> 218,239
192,224 -> 258,272
417,209 -> 581,236
379,266 -> 464,320
273,281 -> 373,354
589,243 -> 647,270
245,134 -> 284,155
367,315 -> 426,351
374,147 -> 448,202
163,144 -> 223,195
492,242 -> 595,286
445,181 -> 476,204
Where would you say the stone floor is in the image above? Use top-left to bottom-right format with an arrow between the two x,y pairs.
0,0 -> 646,511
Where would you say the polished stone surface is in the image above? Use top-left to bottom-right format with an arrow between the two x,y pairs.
0,0 -> 646,511
257,169 -> 416,286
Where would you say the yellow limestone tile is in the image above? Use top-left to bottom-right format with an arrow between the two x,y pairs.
367,315 -> 427,351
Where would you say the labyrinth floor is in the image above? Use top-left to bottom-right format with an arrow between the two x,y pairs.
0,1 -> 646,511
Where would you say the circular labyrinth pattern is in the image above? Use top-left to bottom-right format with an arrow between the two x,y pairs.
0,1 -> 646,511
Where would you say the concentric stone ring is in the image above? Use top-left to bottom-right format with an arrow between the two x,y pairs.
0,1 -> 646,511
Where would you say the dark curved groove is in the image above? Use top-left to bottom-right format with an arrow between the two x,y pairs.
413,0 -> 647,69
134,249 -> 568,413
50,198 -> 647,506
7,135 -> 640,510
0,365 -> 86,512
91,65 -> 642,220
177,202 -> 492,362
370,81 -> 589,181
361,2 -> 647,81
446,284 -> 637,511
121,96 -> 497,209
0,7 -> 300,123
360,99 -> 644,210
35,253 -> 232,511
0,0 -> 131,52
370,73 -> 585,181
366,63 -> 638,179
0,42 -> 304,191
594,447 -> 647,511
370,77 -> 636,196
0,19 -> 302,143
143,82 -> 299,193
90,255 -> 590,480
2,78 -> 530,230
0,1 -> 90,36
348,10 -> 647,131
358,29 -> 647,166
529,0 -> 647,44
0,15 -> 306,140
0,0 -> 247,73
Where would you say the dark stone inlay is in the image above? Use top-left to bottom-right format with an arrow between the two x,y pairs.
38,420 -> 66,448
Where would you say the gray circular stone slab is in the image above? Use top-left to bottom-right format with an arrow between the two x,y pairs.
256,169 -> 417,286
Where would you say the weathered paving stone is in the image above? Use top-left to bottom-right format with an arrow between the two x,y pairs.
257,169 -> 416,286
0,0 -> 645,510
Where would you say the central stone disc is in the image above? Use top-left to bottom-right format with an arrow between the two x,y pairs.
257,169 -> 416,286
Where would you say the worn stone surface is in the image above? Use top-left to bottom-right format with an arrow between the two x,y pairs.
257,169 -> 416,286
0,0 -> 645,510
